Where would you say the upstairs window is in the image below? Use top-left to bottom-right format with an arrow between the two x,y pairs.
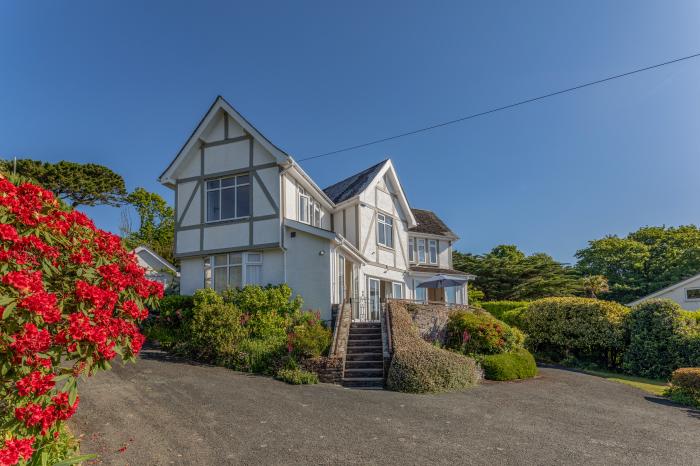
417,238 -> 426,263
377,213 -> 394,248
298,187 -> 310,223
408,238 -> 415,262
429,239 -> 438,264
206,174 -> 250,222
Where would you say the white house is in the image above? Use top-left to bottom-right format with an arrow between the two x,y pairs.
628,273 -> 700,311
131,245 -> 179,292
158,96 -> 472,322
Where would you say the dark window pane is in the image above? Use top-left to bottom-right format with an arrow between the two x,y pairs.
237,174 -> 249,185
378,222 -> 385,245
237,184 -> 250,217
207,190 -> 220,221
207,179 -> 219,190
221,188 -> 236,219
221,177 -> 235,188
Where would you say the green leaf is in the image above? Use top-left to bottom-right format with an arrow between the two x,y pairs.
0,295 -> 15,305
2,301 -> 16,319
52,454 -> 99,466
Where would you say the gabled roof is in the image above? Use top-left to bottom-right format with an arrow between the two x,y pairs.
322,159 -> 388,204
409,209 -> 458,239
159,96 -> 291,186
132,246 -> 177,273
628,272 -> 700,306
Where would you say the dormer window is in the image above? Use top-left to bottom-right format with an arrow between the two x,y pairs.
206,174 -> 250,222
377,213 -> 394,248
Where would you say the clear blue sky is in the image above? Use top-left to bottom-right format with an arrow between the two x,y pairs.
2,1 -> 700,263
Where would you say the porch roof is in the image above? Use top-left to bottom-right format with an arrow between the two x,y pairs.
409,265 -> 473,277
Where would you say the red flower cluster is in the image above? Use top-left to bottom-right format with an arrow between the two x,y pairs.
0,177 -> 163,465
14,393 -> 79,435
16,371 -> 55,397
0,437 -> 34,466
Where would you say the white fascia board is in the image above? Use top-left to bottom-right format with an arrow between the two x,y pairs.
287,161 -> 335,209
627,272 -> 700,305
284,218 -> 336,240
371,160 -> 417,228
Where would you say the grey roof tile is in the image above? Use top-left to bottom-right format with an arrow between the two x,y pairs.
322,160 -> 388,204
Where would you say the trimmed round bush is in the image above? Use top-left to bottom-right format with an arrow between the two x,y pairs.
446,309 -> 525,355
520,297 -> 629,367
666,367 -> 700,407
623,299 -> 700,379
480,349 -> 538,381
386,301 -> 482,393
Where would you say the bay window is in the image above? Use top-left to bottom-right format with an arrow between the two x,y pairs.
206,174 -> 250,222
429,239 -> 438,264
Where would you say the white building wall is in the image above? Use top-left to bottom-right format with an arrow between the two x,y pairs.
284,228 -> 333,320
180,257 -> 205,295
637,278 -> 700,311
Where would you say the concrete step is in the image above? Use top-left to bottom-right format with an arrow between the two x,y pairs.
349,333 -> 382,341
347,339 -> 382,347
344,368 -> 384,378
342,377 -> 384,388
349,326 -> 382,334
345,352 -> 385,362
345,360 -> 384,369
350,322 -> 381,329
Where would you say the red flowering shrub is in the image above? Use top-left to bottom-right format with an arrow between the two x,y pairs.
0,176 -> 163,465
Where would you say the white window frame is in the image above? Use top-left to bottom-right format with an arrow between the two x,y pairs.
205,174 -> 250,223
205,252 -> 263,291
391,282 -> 403,299
312,200 -> 321,227
428,239 -> 438,265
408,237 -> 415,263
417,238 -> 426,263
377,212 -> 394,248
686,287 -> 700,301
298,187 -> 310,224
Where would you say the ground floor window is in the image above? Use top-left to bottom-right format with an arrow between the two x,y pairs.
391,282 -> 403,299
414,286 -> 426,303
204,252 -> 263,292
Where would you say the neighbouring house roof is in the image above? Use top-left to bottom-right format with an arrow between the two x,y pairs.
322,159 -> 388,204
409,209 -> 458,239
132,246 -> 178,274
409,265 -> 473,277
627,272 -> 700,306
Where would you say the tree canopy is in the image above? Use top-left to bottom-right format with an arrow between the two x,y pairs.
454,245 -> 581,301
122,187 -> 175,264
0,158 -> 127,207
575,225 -> 700,303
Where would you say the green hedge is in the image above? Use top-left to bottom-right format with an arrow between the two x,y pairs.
446,309 -> 525,355
623,300 -> 700,379
480,349 -> 538,381
520,297 -> 630,368
275,368 -> 319,385
665,367 -> 700,408
480,301 -> 529,320
386,301 -> 482,393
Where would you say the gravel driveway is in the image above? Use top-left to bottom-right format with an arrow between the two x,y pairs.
70,346 -> 700,465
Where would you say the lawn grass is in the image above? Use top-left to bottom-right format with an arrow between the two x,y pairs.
582,369 -> 668,396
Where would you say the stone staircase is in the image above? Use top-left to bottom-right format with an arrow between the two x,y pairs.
343,322 -> 384,389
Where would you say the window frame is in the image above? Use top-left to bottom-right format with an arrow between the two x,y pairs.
298,187 -> 310,224
205,251 -> 263,291
377,212 -> 394,249
408,237 -> 415,263
205,174 -> 250,223
417,238 -> 426,263
391,282 -> 403,299
428,239 -> 438,265
686,287 -> 700,301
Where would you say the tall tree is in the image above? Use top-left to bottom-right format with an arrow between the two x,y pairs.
122,188 -> 175,264
0,158 -> 127,207
454,245 -> 580,301
576,225 -> 700,303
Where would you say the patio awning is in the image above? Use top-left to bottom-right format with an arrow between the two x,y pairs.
417,274 -> 470,288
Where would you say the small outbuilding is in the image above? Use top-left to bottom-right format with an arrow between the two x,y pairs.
628,273 -> 700,311
131,246 -> 179,292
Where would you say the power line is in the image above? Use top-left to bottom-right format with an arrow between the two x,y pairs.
299,51 -> 700,162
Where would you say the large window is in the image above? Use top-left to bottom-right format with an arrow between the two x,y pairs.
415,286 -> 426,303
377,213 -> 394,248
205,252 -> 262,292
417,238 -> 426,263
429,239 -> 438,264
206,174 -> 250,222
